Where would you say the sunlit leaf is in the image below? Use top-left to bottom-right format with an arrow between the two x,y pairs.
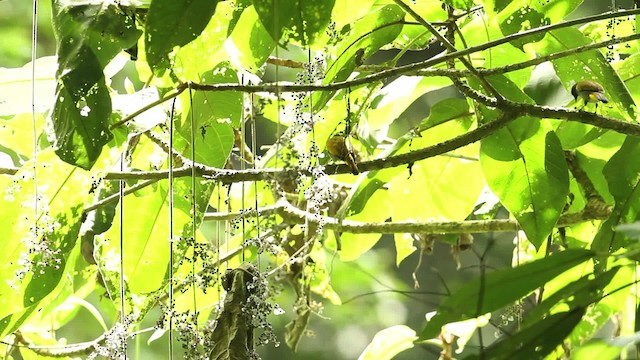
419,249 -> 594,340
177,63 -> 239,168
145,0 -> 220,74
314,4 -> 405,110
481,121 -> 568,248
533,27 -> 637,122
0,56 -> 57,116
0,150 -> 89,333
358,325 -> 416,360
252,0 -> 335,45
228,5 -> 275,72
51,0 -> 140,169
464,308 -> 585,360
593,136 -> 640,254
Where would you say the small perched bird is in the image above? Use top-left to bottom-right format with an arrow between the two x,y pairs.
571,80 -> 609,111
326,135 -> 360,175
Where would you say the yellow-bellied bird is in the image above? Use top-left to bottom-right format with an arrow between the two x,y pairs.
571,80 -> 609,111
326,135 -> 360,175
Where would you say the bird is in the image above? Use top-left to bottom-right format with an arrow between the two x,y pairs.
571,80 -> 609,111
326,135 -> 360,175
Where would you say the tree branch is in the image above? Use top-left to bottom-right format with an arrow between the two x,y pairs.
394,0 -> 504,101
216,197 -> 611,235
108,9 -> 640,129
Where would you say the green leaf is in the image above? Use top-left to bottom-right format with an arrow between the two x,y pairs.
523,267 -> 620,326
532,28 -> 637,122
555,121 -> 607,150
391,1 -> 447,50
331,0 -> 376,29
0,113 -> 45,160
145,0 -> 220,74
475,75 -> 568,248
616,53 -> 640,106
463,308 -> 585,360
573,332 -> 640,360
228,5 -> 275,72
358,325 -> 416,360
442,0 -> 474,10
593,136 -> 640,254
616,222 -> 640,239
389,119 -> 482,222
314,4 -> 404,110
419,249 -> 594,340
53,0 -> 141,67
0,150 -> 88,328
0,56 -> 57,116
481,122 -> 569,248
101,177 -> 169,294
173,1 -> 236,80
416,98 -> 472,131
51,0 -> 140,169
486,0 -> 581,49
51,45 -> 112,170
252,0 -> 335,45
99,136 -> 217,294
367,76 -> 452,130
338,190 -> 390,262
178,63 -> 239,168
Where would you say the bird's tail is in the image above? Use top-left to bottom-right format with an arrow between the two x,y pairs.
596,93 -> 609,103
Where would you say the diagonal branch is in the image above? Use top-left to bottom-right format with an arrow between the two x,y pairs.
108,9 -> 640,129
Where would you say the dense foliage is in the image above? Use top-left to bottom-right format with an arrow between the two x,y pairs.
2,0 -> 640,359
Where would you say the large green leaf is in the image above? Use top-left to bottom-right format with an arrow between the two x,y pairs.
314,4 -> 405,110
367,76 -> 452,129
419,249 -> 594,340
486,0 -> 581,49
0,113 -> 45,161
338,189 -> 390,262
145,0 -> 220,74
475,75 -> 568,248
349,97 -> 471,216
523,267 -> 620,326
51,0 -> 140,169
391,1 -> 447,50
0,150 -> 89,332
616,53 -> 640,106
358,325 -> 416,360
463,308 -> 585,360
177,63 -> 239,167
51,45 -> 112,170
173,1 -> 236,80
228,5 -> 275,72
252,0 -> 335,45
0,56 -> 57,117
532,28 -> 637,122
481,123 -> 569,248
593,136 -> 640,254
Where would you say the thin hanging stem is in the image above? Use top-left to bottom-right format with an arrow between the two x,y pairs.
168,97 -> 177,359
118,151 -> 126,358
30,0 -> 38,239
241,75 -> 246,262
188,85 -> 199,335
251,92 -> 260,270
